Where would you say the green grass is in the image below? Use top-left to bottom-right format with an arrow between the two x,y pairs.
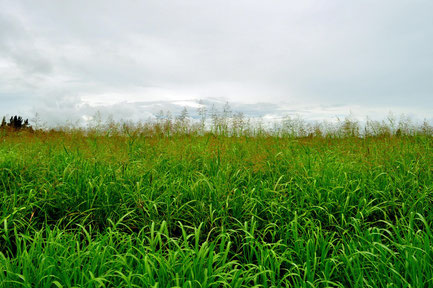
1,129 -> 432,287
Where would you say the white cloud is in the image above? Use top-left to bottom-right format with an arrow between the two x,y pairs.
0,0 -> 432,125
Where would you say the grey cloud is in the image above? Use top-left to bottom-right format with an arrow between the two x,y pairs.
0,11 -> 53,75
0,0 -> 432,124
22,98 -> 431,129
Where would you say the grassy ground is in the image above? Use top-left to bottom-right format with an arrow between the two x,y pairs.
0,129 -> 432,287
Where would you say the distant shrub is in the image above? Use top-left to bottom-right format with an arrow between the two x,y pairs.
1,115 -> 32,131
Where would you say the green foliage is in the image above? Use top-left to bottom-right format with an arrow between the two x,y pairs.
1,116 -> 31,130
0,129 -> 432,287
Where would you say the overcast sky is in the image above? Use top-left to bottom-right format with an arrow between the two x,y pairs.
0,0 -> 432,126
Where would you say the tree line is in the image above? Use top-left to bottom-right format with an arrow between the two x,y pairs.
1,115 -> 32,130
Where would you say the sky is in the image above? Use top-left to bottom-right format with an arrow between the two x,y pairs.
0,0 -> 432,126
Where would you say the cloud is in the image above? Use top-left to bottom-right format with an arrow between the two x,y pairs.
0,0 -> 432,125
23,98 -> 432,129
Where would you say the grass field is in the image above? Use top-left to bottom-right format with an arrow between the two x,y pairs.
1,121 -> 433,287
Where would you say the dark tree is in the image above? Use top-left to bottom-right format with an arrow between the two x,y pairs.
2,115 -> 31,130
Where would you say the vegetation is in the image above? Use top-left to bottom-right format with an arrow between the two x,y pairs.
0,113 -> 432,287
1,116 -> 31,131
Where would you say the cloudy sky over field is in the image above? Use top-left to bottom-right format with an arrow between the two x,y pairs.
0,0 -> 432,126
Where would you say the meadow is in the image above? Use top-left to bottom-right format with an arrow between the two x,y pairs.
0,116 -> 432,287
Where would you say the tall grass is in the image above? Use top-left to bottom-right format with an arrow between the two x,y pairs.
0,115 -> 432,287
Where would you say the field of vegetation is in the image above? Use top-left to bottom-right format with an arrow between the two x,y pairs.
1,115 -> 432,287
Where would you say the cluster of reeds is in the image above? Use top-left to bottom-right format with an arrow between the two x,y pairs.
8,107 -> 429,139
0,111 -> 432,287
